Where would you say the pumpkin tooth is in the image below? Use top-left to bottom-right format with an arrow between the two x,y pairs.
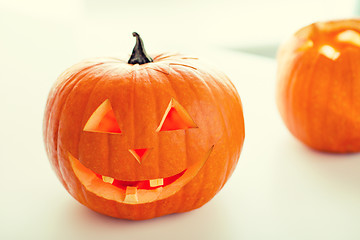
124,186 -> 138,204
102,176 -> 114,184
149,178 -> 164,187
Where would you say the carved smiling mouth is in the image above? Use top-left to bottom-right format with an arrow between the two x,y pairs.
68,146 -> 213,204
97,169 -> 187,189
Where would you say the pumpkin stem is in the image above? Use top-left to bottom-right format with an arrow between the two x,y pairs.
128,32 -> 153,65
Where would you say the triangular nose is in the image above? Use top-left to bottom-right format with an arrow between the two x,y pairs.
129,148 -> 149,164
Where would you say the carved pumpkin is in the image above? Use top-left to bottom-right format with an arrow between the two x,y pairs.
276,19 -> 360,153
43,33 -> 245,220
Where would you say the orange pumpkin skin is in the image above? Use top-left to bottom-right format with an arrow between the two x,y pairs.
43,53 -> 245,220
276,19 -> 360,153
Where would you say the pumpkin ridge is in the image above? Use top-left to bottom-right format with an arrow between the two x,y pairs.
145,68 -> 161,180
207,72 -> 244,185
130,66 -> 137,178
107,116 -> 112,185
303,53 -> 322,144
193,70 -> 232,190
53,64 -> 104,189
169,62 -> 198,71
145,67 -> 161,219
172,71 -> 205,149
130,67 -> 158,178
45,75 -> 75,171
148,63 -> 171,75
283,52 -> 306,135
51,77 -> 79,189
348,51 -> 360,134
317,55 -> 333,147
76,65 -> 120,178
168,68 -> 196,210
177,69 -> 225,203
160,67 -> 183,176
343,53 -> 359,148
326,51 -> 354,149
206,77 -> 232,190
286,58 -> 303,137
45,63 -> 103,157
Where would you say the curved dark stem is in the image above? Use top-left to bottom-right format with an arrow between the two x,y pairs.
128,32 -> 153,65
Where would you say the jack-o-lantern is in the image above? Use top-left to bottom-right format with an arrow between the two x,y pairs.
43,33 -> 245,220
277,19 -> 360,153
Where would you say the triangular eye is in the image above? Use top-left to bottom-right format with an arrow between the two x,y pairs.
156,98 -> 198,132
83,99 -> 121,134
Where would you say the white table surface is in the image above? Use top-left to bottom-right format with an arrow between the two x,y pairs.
1,2 -> 360,240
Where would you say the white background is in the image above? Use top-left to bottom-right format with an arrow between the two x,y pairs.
1,0 -> 360,239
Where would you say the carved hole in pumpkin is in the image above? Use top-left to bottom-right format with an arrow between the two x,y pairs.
297,40 -> 314,51
336,30 -> 360,47
129,148 -> 150,164
319,45 -> 340,60
169,63 -> 197,70
95,169 -> 186,190
156,98 -> 198,132
83,99 -> 121,134
68,145 -> 214,204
